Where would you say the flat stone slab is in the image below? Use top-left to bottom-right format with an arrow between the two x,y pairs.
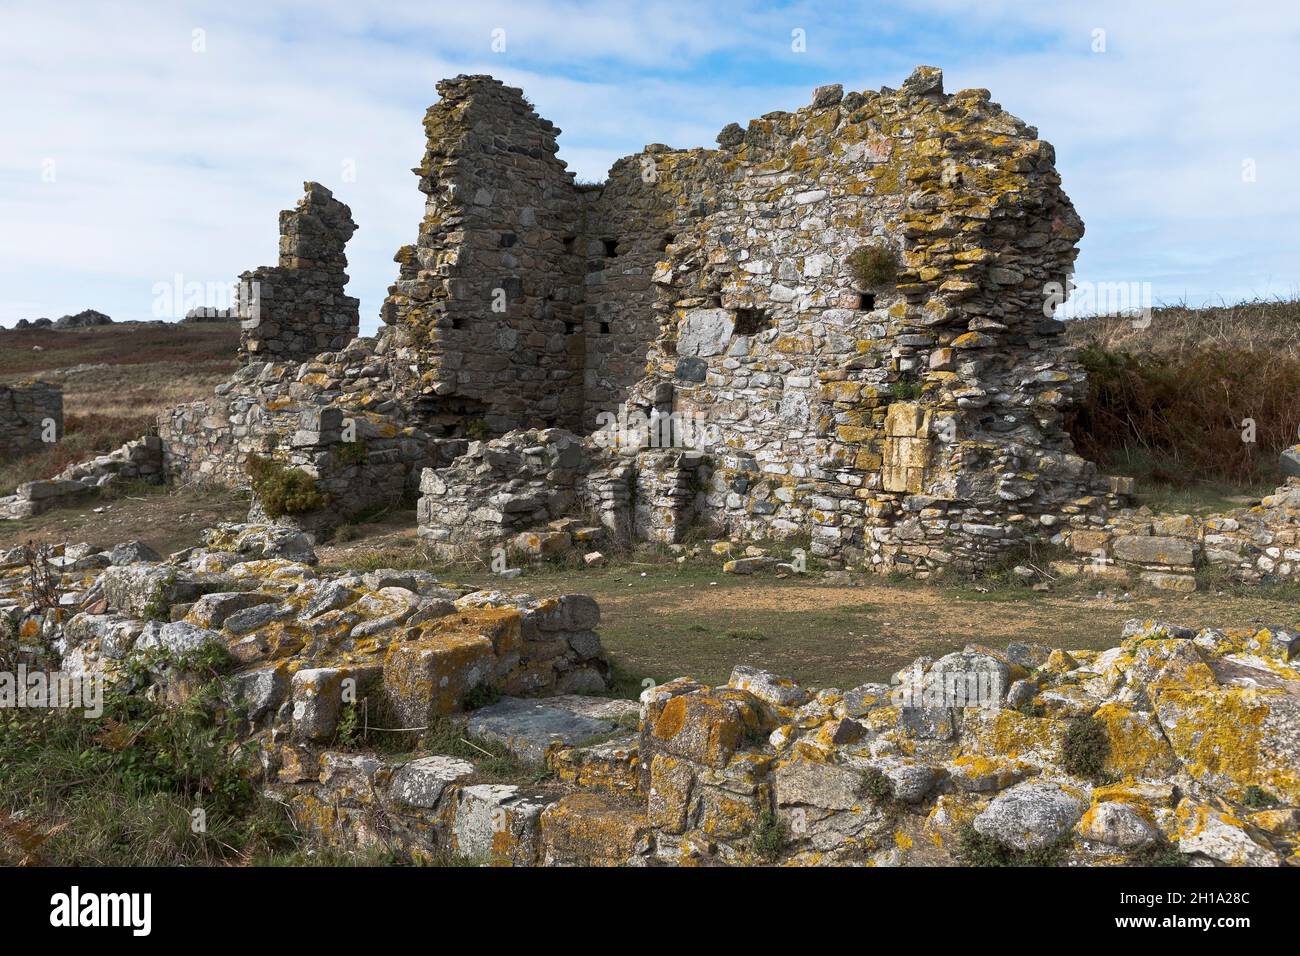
467,696 -> 621,765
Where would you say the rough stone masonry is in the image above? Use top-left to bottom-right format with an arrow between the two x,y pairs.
158,66 -> 1139,577
0,381 -> 62,459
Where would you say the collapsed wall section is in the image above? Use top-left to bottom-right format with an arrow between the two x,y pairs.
238,182 -> 359,364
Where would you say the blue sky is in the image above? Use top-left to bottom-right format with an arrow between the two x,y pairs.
2,0 -> 1297,332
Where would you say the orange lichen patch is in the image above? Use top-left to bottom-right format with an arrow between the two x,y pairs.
549,739 -> 641,795
539,792 -> 650,866
649,690 -> 761,769
1092,702 -> 1177,778
381,627 -> 495,723
428,605 -> 522,659
1155,684 -> 1300,804
1092,781 -> 1176,812
959,708 -> 1067,764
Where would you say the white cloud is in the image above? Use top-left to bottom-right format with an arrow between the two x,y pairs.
0,0 -> 1296,333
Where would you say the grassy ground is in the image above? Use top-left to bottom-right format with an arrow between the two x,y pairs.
0,322 -> 239,494
315,510 -> 1300,689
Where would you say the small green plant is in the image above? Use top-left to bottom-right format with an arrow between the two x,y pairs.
889,378 -> 922,401
464,419 -> 491,441
246,454 -> 329,518
461,683 -> 501,711
752,810 -> 787,863
1127,838 -> 1191,867
956,823 -> 1070,867
847,244 -> 899,289
1061,714 -> 1110,780
140,570 -> 177,623
1242,785 -> 1278,809
859,767 -> 896,804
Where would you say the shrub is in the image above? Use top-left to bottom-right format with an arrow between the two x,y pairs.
1061,715 -> 1110,780
889,378 -> 922,401
847,244 -> 899,289
752,810 -> 787,863
246,454 -> 329,518
956,823 -> 1070,867
1242,785 -> 1278,809
859,766 -> 896,804
1067,344 -> 1300,488
335,440 -> 368,465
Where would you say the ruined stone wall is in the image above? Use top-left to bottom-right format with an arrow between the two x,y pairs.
238,182 -> 359,364
578,157 -> 679,429
0,381 -> 62,458
160,337 -> 455,525
379,76 -> 586,435
404,68 -> 1132,572
615,68 -> 1115,571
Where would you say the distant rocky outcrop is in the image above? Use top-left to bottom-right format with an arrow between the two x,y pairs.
54,309 -> 113,328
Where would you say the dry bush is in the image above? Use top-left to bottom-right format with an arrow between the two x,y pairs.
0,412 -> 157,495
1065,297 -> 1300,357
1067,345 -> 1300,487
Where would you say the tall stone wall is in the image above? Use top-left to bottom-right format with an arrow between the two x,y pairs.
238,182 -> 359,364
0,381 -> 62,458
379,76 -> 587,435
615,68 -> 1113,571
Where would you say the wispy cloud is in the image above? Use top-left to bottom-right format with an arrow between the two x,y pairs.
1,0 -> 1296,333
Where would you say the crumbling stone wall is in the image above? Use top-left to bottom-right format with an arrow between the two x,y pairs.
412,68 -> 1124,572
379,77 -> 587,435
0,381 -> 62,458
163,68 -> 1132,578
238,182 -> 359,364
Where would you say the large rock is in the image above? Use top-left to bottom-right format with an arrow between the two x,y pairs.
1112,535 -> 1195,567
1076,801 -> 1156,848
388,755 -> 475,810
451,784 -> 557,865
1175,798 -> 1279,866
972,782 -> 1085,851
467,697 -> 619,765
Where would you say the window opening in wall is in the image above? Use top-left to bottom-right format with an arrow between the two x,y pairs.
599,322 -> 611,334
562,236 -> 576,253
733,308 -> 772,336
857,292 -> 876,310
500,232 -> 517,248
451,317 -> 465,330
602,238 -> 619,257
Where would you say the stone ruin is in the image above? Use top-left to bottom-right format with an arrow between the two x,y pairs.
4,532 -> 1296,866
237,182 -> 360,364
0,381 -> 62,459
155,66 -> 1153,579
4,68 -> 1297,867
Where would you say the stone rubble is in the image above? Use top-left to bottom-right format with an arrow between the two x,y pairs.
3,528 -> 1297,866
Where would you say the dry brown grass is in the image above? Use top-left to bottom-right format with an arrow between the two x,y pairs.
1064,296 -> 1300,357
1065,298 -> 1300,490
0,322 -> 239,493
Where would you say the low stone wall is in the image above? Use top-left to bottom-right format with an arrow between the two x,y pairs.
0,381 -> 62,458
217,617 -> 1300,867
159,337 -> 451,525
1054,477 -> 1300,590
0,435 -> 161,520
